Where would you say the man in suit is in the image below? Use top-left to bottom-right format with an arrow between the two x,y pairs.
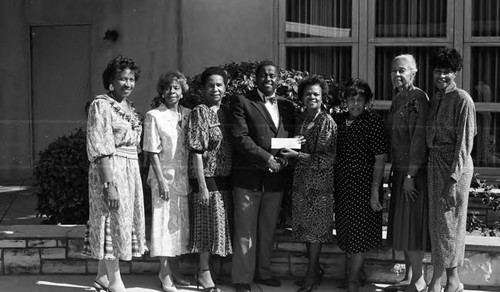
230,61 -> 295,292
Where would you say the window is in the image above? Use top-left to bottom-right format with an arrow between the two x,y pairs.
279,0 -> 357,82
279,0 -> 500,175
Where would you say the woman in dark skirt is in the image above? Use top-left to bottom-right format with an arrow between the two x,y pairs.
385,54 -> 431,292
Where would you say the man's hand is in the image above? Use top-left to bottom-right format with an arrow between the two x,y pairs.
266,156 -> 281,173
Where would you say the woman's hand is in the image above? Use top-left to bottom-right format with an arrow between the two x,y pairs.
280,148 -> 298,158
104,184 -> 119,209
158,178 -> 170,201
403,177 -> 419,202
198,185 -> 210,206
370,188 -> 383,212
441,179 -> 457,210
295,135 -> 306,145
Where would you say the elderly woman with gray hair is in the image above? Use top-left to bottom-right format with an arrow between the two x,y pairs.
385,54 -> 431,292
143,72 -> 192,292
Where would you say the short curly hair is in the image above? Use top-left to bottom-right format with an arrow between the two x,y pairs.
343,78 -> 374,103
297,75 -> 329,100
156,71 -> 189,95
201,67 -> 228,87
102,55 -> 141,90
434,47 -> 463,72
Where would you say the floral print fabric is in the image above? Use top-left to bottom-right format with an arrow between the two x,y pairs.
186,104 -> 233,256
85,94 -> 146,261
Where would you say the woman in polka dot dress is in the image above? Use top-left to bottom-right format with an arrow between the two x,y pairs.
334,79 -> 389,292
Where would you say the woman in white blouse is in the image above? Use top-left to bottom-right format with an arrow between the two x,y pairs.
143,72 -> 191,292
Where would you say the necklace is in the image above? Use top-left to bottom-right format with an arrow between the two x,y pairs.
300,111 -> 320,135
346,119 -> 354,126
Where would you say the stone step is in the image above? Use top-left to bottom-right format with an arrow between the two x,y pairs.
0,225 -> 499,290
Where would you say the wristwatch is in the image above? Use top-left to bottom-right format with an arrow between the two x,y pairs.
103,181 -> 112,188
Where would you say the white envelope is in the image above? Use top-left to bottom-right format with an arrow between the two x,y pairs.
271,138 -> 301,149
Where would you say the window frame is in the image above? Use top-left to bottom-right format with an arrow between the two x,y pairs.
277,0 -> 500,177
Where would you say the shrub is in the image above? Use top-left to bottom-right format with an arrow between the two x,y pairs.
152,61 -> 343,112
468,173 -> 500,236
34,128 -> 89,224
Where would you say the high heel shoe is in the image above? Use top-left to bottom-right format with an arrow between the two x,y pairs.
296,271 -> 320,292
196,269 -> 222,292
358,269 -> 367,287
158,272 -> 178,292
171,275 -> 190,286
93,281 -> 109,292
295,264 -> 324,287
348,280 -> 360,292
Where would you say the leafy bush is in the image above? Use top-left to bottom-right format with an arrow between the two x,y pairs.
34,128 -> 89,224
468,173 -> 500,236
152,61 -> 343,111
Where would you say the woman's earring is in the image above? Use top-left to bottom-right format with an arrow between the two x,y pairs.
109,84 -> 114,91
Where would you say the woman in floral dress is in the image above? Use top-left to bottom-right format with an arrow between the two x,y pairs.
427,48 -> 476,292
186,67 -> 233,292
143,72 -> 191,292
281,75 -> 337,292
85,55 -> 147,292
334,79 -> 389,292
385,54 -> 430,292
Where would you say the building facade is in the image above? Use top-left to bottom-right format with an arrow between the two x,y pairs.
1,0 -> 499,183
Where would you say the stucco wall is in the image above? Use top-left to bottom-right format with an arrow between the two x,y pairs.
0,0 -> 278,183
181,0 -> 276,76
0,0 -> 32,183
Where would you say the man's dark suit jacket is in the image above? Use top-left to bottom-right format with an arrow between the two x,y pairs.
230,89 -> 296,192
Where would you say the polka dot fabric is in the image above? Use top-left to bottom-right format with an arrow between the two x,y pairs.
334,111 -> 389,254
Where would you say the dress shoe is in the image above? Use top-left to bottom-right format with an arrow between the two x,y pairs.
172,275 -> 190,286
158,272 -> 178,292
235,283 -> 251,292
408,282 -> 428,292
254,277 -> 281,287
93,280 -> 109,292
196,269 -> 221,292
383,283 -> 409,292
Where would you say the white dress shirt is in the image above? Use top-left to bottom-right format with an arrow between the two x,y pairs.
257,89 -> 280,128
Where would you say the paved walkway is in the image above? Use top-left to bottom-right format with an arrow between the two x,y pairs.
0,185 -> 492,292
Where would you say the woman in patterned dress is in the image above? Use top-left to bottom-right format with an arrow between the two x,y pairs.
385,54 -> 431,292
334,79 -> 389,292
85,56 -> 147,292
281,75 -> 337,292
427,48 -> 476,292
143,72 -> 191,292
186,67 -> 233,292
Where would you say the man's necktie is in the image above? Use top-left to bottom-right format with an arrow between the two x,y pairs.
266,96 -> 276,104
